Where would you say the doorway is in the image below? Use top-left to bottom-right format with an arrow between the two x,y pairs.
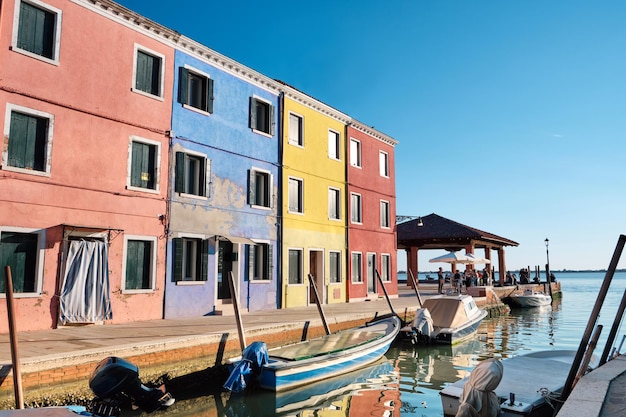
367,253 -> 376,294
217,240 -> 233,300
309,250 -> 324,304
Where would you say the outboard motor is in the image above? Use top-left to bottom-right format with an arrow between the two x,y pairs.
403,308 -> 434,345
89,357 -> 175,413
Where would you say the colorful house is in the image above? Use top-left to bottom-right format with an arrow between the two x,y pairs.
280,85 -> 351,308
164,46 -> 281,317
0,0 -> 174,332
346,121 -> 398,301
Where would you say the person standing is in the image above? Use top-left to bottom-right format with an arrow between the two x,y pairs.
438,267 -> 445,294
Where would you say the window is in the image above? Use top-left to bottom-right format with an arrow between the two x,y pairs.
134,46 -> 164,98
123,237 -> 156,291
178,66 -> 214,114
351,193 -> 362,224
328,129 -> 340,160
288,177 -> 303,213
351,252 -> 362,283
381,254 -> 391,282
128,137 -> 160,191
0,229 -> 43,294
13,0 -> 62,63
328,187 -> 341,220
288,249 -> 303,284
250,96 -> 274,135
3,104 -> 53,175
329,251 -> 341,283
379,151 -> 389,177
249,168 -> 272,208
173,238 -> 208,282
350,138 -> 361,168
380,200 -> 390,228
175,151 -> 211,197
249,243 -> 272,281
288,112 -> 303,146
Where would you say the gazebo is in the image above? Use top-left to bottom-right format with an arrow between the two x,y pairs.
397,213 -> 519,285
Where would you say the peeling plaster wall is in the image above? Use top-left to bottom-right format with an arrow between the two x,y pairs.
164,50 -> 279,318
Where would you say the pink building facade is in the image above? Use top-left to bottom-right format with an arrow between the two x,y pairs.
0,0 -> 175,332
346,122 -> 398,302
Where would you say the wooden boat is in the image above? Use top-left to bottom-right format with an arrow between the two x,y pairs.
440,350 -> 577,416
400,294 -> 487,345
226,314 -> 401,392
510,289 -> 552,308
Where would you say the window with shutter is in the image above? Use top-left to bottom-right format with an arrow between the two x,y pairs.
124,239 -> 154,291
15,1 -> 61,63
178,66 -> 214,114
134,47 -> 163,97
129,138 -> 159,191
0,230 -> 39,294
6,105 -> 52,175
249,96 -> 274,135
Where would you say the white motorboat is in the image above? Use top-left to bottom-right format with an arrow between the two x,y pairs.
440,350 -> 577,416
400,294 -> 487,345
510,289 -> 552,308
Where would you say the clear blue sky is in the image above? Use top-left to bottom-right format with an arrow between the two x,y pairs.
117,0 -> 626,271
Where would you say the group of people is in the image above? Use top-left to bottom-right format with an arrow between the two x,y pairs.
437,267 -> 492,294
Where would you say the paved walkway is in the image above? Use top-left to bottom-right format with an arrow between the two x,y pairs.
0,287 -> 430,374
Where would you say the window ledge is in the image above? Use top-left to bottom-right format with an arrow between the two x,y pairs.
250,279 -> 271,284
131,88 -> 165,102
251,128 -> 273,138
182,103 -> 212,117
1,165 -> 51,177
176,281 -> 205,286
126,185 -> 160,194
121,289 -> 156,294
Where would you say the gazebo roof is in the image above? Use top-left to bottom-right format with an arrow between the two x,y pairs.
397,213 -> 518,251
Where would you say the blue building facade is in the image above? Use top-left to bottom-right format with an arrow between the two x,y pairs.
165,47 -> 281,318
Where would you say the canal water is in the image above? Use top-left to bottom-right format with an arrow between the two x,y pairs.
153,271 -> 626,417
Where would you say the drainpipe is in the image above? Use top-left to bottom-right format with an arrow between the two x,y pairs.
276,92 -> 284,309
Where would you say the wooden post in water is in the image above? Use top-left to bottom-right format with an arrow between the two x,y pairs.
574,324 -> 603,388
599,288 -> 626,366
228,272 -> 246,352
4,266 -> 24,409
407,269 -> 423,307
375,270 -> 397,316
308,274 -> 331,335
559,234 -> 626,404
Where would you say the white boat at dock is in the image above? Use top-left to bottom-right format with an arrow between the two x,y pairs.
440,350 -> 577,417
400,294 -> 487,345
510,289 -> 552,308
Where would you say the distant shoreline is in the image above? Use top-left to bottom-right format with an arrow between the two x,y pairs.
397,269 -> 626,274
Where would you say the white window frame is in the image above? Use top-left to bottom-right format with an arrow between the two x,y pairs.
126,135 -> 161,194
351,252 -> 363,283
250,95 -> 274,137
381,253 -> 391,282
132,44 -> 165,100
11,0 -> 63,65
379,151 -> 389,178
3,103 -> 54,177
350,138 -> 361,168
0,226 -> 45,298
329,250 -> 342,283
288,248 -> 304,285
328,129 -> 341,160
180,64 -> 213,116
288,111 -> 304,147
328,187 -> 341,221
249,167 -> 273,209
350,192 -> 362,224
380,200 -> 390,229
121,235 -> 157,294
175,149 -> 211,200
249,240 -> 271,282
288,176 -> 304,214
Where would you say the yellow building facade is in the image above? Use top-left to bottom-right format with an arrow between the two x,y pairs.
281,90 -> 350,308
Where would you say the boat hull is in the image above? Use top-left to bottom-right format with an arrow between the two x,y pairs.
510,294 -> 552,308
432,309 -> 487,345
257,315 -> 400,392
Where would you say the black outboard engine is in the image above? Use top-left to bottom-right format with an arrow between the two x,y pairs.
89,357 -> 175,413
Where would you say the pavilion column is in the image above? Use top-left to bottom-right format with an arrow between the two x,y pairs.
406,247 -> 419,288
464,244 -> 474,272
497,248 -> 507,285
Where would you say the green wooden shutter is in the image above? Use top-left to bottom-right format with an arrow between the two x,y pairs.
249,97 -> 257,129
248,170 -> 256,205
205,159 -> 212,198
149,55 -> 160,96
267,244 -> 273,281
200,239 -> 209,281
173,238 -> 182,282
175,152 -> 185,193
269,104 -> 275,135
269,174 -> 274,208
248,245 -> 255,281
18,2 -> 55,59
178,67 -> 189,104
135,51 -> 148,92
125,240 -> 141,290
8,112 -> 46,171
207,78 -> 214,114
0,232 -> 37,293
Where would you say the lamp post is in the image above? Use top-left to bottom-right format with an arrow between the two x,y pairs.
545,238 -> 553,297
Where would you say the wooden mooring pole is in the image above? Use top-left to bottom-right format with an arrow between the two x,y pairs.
4,266 -> 24,409
407,269 -> 423,307
308,274 -> 331,335
228,272 -> 246,352
375,270 -> 397,316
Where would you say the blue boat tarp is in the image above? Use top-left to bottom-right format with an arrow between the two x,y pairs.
224,342 -> 269,392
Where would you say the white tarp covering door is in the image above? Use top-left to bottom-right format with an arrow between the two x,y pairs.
60,239 -> 112,324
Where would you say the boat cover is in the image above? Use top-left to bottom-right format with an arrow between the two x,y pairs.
412,308 -> 434,337
456,358 -> 503,417
224,341 -> 269,393
423,298 -> 469,329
